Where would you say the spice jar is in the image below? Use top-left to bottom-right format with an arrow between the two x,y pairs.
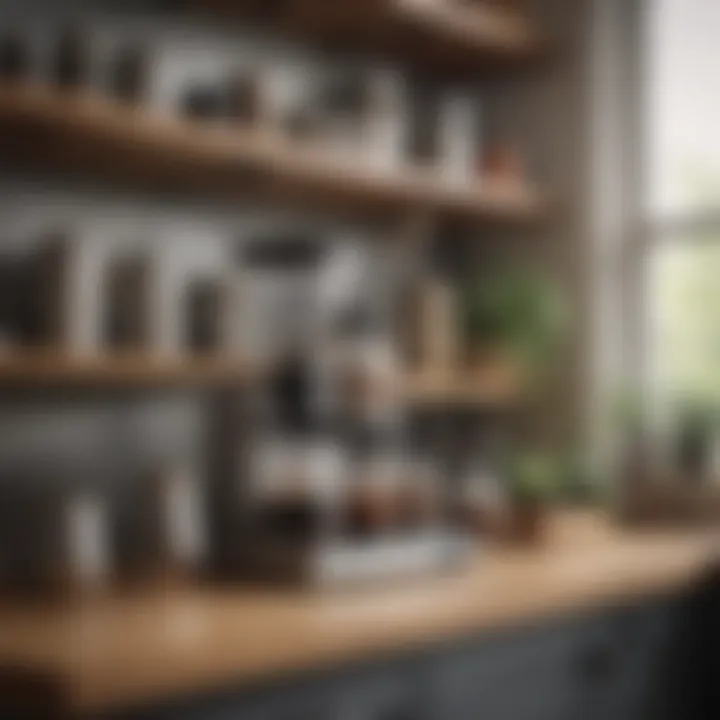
325,332 -> 401,426
346,455 -> 403,537
395,458 -> 441,530
136,465 -> 208,584
54,28 -> 89,89
226,72 -> 262,126
440,91 -> 479,186
0,479 -> 112,598
250,439 -> 345,544
401,277 -> 459,372
182,85 -> 227,121
482,141 -> 526,186
184,275 -> 230,354
109,44 -> 149,104
103,254 -> 153,351
0,34 -> 28,80
455,460 -> 509,539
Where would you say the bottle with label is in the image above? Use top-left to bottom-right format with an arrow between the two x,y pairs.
139,464 -> 208,584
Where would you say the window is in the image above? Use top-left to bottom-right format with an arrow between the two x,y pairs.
644,0 -> 720,403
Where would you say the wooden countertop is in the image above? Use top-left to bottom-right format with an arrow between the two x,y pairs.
0,513 -> 717,716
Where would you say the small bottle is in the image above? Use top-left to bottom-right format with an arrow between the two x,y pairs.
440,91 -> 479,186
457,460 -> 508,538
12,481 -> 113,598
144,465 -> 208,583
108,44 -> 149,104
31,233 -> 104,352
401,277 -> 459,372
395,458 -> 441,531
347,454 -> 402,537
63,487 -> 112,596
251,438 -> 343,544
182,85 -> 227,121
54,28 -> 89,89
0,34 -> 28,81
184,276 -> 228,354
366,68 -> 406,172
226,72 -> 261,126
406,87 -> 441,169
103,254 -> 153,351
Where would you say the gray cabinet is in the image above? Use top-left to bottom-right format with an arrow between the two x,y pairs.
428,599 -> 681,720
431,620 -> 586,720
585,601 -> 680,720
115,595 -> 685,720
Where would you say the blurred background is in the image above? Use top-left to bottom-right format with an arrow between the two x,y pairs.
0,0 -> 718,718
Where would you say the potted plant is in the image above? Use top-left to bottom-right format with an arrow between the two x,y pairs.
674,396 -> 718,481
558,453 -> 606,507
459,268 -> 568,380
506,452 -> 561,545
611,387 -> 652,485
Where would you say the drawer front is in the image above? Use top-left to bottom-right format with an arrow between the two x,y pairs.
113,597 -> 685,720
430,616 -> 597,720
587,599 -> 682,720
117,676 -> 335,720
120,658 -> 431,720
331,658 -> 434,720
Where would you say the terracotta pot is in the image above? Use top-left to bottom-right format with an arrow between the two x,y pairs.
507,502 -> 546,546
457,503 -> 510,539
347,487 -> 398,537
481,142 -> 526,185
464,345 -> 507,372
395,485 -> 439,529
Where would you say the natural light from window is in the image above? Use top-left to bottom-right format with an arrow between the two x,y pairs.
646,0 -> 720,403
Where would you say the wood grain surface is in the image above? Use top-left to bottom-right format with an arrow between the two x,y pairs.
0,512 -> 716,716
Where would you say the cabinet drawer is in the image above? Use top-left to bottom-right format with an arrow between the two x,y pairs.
331,656 -> 433,720
587,599 -> 681,720
118,674 -> 335,720
431,616 -> 598,720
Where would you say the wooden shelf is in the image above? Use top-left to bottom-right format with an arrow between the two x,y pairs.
206,0 -> 547,76
404,365 -> 521,407
0,83 -> 548,225
0,352 -> 521,408
0,351 -> 254,388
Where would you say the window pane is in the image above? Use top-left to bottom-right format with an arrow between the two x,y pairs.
648,239 -> 720,399
646,0 -> 720,215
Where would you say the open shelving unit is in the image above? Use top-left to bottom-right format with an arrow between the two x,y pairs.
0,1 -> 550,403
0,81 -> 539,402
0,351 -> 256,388
0,82 -> 547,226
403,364 -> 521,407
0,350 -> 521,407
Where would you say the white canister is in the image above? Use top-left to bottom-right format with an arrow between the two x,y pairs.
440,92 -> 480,187
158,467 -> 207,571
364,68 -> 407,173
65,491 -> 111,592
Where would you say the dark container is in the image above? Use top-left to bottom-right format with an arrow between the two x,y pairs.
0,34 -> 28,80
109,44 -> 148,103
104,255 -> 153,350
182,85 -> 227,121
54,28 -> 89,89
226,73 -> 261,125
185,278 -> 225,353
